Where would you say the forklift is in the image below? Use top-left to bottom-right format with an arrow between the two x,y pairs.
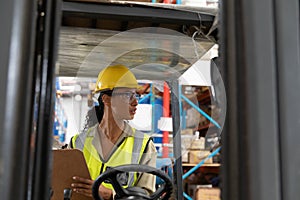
0,0 -> 299,200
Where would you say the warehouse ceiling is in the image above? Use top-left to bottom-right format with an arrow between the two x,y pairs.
58,0 -> 219,79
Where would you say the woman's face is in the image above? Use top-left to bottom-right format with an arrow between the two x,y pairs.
110,88 -> 139,121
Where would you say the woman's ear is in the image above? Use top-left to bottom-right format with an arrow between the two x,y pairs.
101,94 -> 111,106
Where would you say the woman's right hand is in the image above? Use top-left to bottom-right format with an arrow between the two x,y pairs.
71,176 -> 113,200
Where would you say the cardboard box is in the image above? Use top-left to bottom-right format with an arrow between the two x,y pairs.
181,150 -> 189,163
181,136 -> 196,150
190,137 -> 205,150
189,150 -> 213,164
196,188 -> 220,200
181,129 -> 194,135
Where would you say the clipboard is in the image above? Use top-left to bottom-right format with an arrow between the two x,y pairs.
51,149 -> 93,200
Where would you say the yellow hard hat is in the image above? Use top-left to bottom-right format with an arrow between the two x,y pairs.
94,65 -> 138,93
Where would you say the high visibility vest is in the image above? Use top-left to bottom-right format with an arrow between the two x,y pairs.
71,125 -> 151,190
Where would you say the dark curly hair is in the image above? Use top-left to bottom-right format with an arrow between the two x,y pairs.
81,90 -> 114,133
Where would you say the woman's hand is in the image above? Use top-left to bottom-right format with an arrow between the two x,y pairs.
99,184 -> 113,200
71,176 -> 94,197
71,176 -> 113,199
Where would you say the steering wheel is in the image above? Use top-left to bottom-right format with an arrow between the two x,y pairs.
92,164 -> 173,200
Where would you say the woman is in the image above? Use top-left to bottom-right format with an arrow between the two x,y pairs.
69,65 -> 157,200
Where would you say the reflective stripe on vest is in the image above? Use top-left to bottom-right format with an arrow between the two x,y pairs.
71,127 -> 150,190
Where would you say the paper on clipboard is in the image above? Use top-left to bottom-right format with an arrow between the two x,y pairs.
51,149 -> 92,200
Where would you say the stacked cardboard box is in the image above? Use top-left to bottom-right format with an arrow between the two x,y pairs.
196,188 -> 220,200
179,128 -> 215,164
189,150 -> 213,164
